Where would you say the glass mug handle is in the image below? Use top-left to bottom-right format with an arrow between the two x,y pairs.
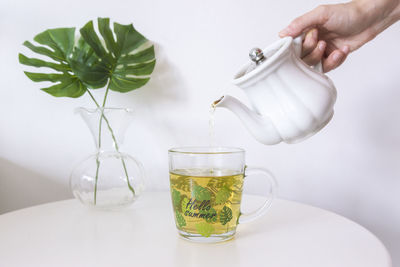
239,166 -> 278,224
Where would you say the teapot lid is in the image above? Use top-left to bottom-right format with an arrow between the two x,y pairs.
233,37 -> 292,85
249,48 -> 266,65
240,48 -> 267,75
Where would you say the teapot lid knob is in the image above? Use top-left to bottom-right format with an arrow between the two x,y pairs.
249,48 -> 265,64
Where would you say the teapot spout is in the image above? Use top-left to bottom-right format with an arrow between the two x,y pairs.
213,95 -> 282,145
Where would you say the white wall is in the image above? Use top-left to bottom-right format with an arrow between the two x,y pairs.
1,0 -> 399,265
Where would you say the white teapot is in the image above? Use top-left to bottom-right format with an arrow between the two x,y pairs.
214,36 -> 337,145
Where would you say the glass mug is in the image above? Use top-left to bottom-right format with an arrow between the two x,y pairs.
168,147 -> 277,243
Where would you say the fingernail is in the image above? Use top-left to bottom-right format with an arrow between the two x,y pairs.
305,30 -> 313,39
279,28 -> 289,37
333,52 -> 343,62
312,28 -> 318,39
318,41 -> 326,51
341,45 -> 350,54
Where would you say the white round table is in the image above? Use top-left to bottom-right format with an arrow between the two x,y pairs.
0,192 -> 391,267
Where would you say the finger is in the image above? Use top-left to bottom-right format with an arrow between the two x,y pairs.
302,28 -> 319,57
322,49 -> 347,72
302,40 -> 326,66
341,45 -> 350,55
279,5 -> 329,37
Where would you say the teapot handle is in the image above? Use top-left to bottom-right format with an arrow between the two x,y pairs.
293,34 -> 323,73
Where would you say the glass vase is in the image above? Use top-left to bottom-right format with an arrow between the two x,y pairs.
70,107 -> 145,209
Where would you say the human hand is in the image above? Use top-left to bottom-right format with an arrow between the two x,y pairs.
279,0 -> 400,72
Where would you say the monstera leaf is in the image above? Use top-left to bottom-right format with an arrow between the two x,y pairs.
19,18 -> 155,98
79,18 -> 155,92
69,37 -> 109,89
19,28 -> 87,98
19,19 -> 155,206
219,206 -> 233,225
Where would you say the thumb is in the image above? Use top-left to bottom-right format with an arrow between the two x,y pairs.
279,5 -> 328,37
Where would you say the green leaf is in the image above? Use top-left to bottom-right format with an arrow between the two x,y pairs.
19,54 -> 70,71
23,72 -> 67,83
171,189 -> 181,208
41,76 -> 86,98
219,206 -> 233,225
175,211 -> 186,228
23,41 -> 64,62
19,18 -> 156,98
118,46 -> 155,64
118,61 -> 156,76
192,185 -> 211,201
215,186 -> 232,205
19,27 -> 90,98
34,28 -> 75,58
98,17 -> 118,57
195,222 -> 214,237
69,37 -> 109,89
79,18 -> 156,93
109,75 -> 150,93
38,28 -> 74,55
22,72 -> 85,97
79,20 -> 110,64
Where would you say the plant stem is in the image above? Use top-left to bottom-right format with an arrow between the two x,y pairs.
87,90 -> 101,205
99,85 -> 136,198
99,107 -> 136,196
86,88 -> 135,205
102,85 -> 110,107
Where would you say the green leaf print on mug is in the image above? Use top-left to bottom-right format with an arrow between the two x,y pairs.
215,186 -> 232,205
181,196 -> 190,213
201,207 -> 217,223
192,185 -> 211,201
219,206 -> 233,225
172,189 -> 181,208
175,210 -> 186,228
170,176 -> 194,192
195,222 -> 214,237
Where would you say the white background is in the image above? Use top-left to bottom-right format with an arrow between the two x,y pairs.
0,0 -> 399,265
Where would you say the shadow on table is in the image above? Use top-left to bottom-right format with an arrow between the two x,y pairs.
0,157 -> 71,214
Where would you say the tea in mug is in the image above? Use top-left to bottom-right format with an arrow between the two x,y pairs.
169,168 -> 244,238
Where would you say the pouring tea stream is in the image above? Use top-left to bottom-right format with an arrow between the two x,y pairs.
213,36 -> 337,145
